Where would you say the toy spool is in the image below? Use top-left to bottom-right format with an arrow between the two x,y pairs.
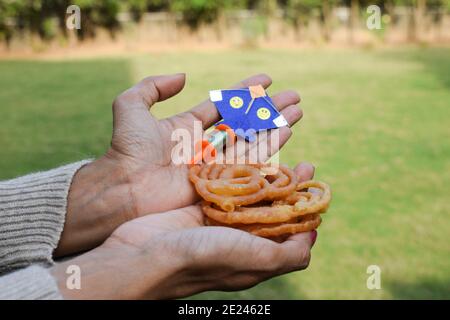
190,124 -> 236,165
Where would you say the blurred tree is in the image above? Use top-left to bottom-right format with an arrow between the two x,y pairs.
1,0 -> 449,45
255,0 -> 279,40
0,0 -> 122,42
125,0 -> 171,21
169,0 -> 228,29
345,0 -> 391,42
341,0 -> 361,43
147,0 -> 170,11
392,0 -> 427,41
128,0 -> 148,21
257,0 -> 280,16
320,0 -> 335,41
0,0 -> 25,46
71,0 -> 121,39
283,0 -> 330,41
350,0 -> 359,42
415,0 -> 426,40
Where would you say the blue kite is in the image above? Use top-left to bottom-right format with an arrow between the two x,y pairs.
209,85 -> 288,142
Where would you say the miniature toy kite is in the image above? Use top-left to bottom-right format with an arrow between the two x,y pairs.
190,85 -> 288,164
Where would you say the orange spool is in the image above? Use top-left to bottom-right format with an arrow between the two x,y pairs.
189,124 -> 236,165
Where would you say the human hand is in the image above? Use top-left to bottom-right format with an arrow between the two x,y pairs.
56,73 -> 303,256
52,163 -> 316,299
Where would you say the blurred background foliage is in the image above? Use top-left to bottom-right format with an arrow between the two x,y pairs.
0,0 -> 449,45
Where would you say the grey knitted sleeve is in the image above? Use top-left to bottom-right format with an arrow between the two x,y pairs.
0,265 -> 62,300
0,160 -> 90,299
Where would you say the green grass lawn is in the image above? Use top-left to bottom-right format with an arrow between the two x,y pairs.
1,47 -> 449,299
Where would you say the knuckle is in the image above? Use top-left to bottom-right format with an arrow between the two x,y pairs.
113,92 -> 128,110
112,95 -> 123,110
112,89 -> 139,114
141,75 -> 157,84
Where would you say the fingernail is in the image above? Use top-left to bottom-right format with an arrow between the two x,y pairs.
310,230 -> 318,247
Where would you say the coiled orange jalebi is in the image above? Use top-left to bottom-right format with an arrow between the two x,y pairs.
189,163 -> 298,212
204,214 -> 322,238
189,163 -> 331,239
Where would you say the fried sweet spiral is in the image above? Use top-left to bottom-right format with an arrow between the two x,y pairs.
189,163 -> 297,212
275,180 -> 331,215
204,214 -> 322,238
189,163 -> 331,239
200,179 -> 331,225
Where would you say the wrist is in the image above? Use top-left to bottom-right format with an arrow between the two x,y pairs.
51,240 -> 186,299
55,155 -> 134,257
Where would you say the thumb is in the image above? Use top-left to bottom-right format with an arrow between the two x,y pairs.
276,231 -> 315,273
135,73 -> 186,105
112,73 -> 186,121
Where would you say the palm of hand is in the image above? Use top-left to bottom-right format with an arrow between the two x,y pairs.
107,73 -> 302,217
110,97 -> 195,214
103,163 -> 315,297
52,73 -> 314,299
105,204 -> 312,296
106,205 -> 256,259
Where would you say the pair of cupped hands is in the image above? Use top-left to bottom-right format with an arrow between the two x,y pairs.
51,73 -> 317,299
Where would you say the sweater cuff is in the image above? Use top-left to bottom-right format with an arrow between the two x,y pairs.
0,160 -> 91,273
0,265 -> 62,300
